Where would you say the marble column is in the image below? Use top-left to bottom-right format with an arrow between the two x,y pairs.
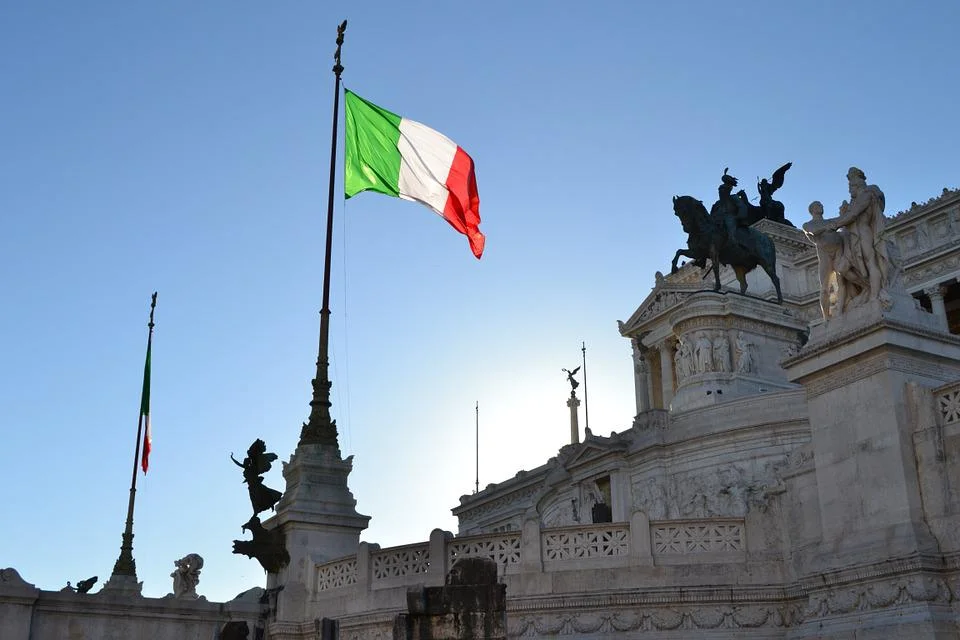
925,284 -> 947,322
631,340 -> 651,414
567,393 -> 581,445
659,340 -> 675,410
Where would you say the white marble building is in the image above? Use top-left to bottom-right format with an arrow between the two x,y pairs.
3,185 -> 960,639
301,183 -> 960,640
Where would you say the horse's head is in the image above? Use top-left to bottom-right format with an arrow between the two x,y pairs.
673,195 -> 708,233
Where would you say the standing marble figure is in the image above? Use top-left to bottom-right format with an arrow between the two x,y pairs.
804,167 -> 898,318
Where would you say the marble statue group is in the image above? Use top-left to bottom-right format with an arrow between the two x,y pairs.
802,167 -> 899,319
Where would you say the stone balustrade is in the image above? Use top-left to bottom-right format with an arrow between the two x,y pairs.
311,516 -> 746,596
542,523 -> 630,562
370,542 -> 430,584
447,531 -> 521,568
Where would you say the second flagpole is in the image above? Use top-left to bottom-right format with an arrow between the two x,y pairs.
104,291 -> 157,593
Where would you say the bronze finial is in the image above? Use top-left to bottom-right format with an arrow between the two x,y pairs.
333,20 -> 347,77
149,292 -> 157,328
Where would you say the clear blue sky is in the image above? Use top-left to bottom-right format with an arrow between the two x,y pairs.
1,1 -> 957,601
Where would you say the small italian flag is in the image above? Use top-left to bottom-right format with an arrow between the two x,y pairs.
344,90 -> 485,259
140,339 -> 152,474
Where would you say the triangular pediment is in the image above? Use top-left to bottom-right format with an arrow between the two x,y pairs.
560,435 -> 628,469
619,281 -> 698,337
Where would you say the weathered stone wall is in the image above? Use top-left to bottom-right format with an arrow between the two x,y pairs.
394,558 -> 506,640
0,571 -> 262,640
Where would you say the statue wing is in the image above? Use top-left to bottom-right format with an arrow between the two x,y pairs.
770,162 -> 792,191
253,452 -> 279,474
571,366 -> 581,376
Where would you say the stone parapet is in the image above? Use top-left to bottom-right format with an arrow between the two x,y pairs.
0,577 -> 263,640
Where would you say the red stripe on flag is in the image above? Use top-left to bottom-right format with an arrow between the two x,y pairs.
141,420 -> 151,474
442,146 -> 484,259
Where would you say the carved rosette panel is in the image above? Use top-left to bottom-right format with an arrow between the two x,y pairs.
937,384 -> 960,425
542,525 -> 629,560
315,557 -> 357,591
370,545 -> 429,580
652,521 -> 744,555
448,533 -> 521,566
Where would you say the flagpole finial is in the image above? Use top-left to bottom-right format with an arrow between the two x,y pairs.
149,292 -> 158,327
333,20 -> 347,77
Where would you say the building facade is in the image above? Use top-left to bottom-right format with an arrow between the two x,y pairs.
4,187 -> 960,639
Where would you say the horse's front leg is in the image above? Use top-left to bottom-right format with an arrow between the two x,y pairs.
671,249 -> 689,274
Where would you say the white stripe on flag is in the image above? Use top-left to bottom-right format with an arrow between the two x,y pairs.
397,118 -> 458,216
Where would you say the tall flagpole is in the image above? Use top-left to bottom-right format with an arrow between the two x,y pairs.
106,292 -> 156,593
300,20 -> 347,448
582,341 -> 589,433
475,401 -> 479,494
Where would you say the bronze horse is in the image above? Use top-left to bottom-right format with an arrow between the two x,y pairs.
671,195 -> 782,303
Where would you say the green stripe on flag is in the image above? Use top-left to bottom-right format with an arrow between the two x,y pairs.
140,342 -> 151,417
344,90 -> 403,199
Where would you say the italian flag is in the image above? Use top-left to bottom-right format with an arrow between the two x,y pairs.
344,90 -> 485,259
140,339 -> 152,474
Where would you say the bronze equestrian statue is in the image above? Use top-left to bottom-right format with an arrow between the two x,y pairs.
670,164 -> 789,303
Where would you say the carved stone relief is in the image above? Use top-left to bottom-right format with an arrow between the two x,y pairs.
637,290 -> 692,322
712,332 -> 731,372
633,461 -> 781,520
735,332 -> 757,374
694,332 -> 713,374
801,575 -> 952,621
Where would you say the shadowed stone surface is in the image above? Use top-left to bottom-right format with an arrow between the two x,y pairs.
393,558 -> 506,640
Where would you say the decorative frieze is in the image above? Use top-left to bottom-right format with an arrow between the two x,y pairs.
802,575 -> 952,621
902,252 -> 960,286
455,485 -> 540,523
633,462 -> 782,520
636,289 -> 692,323
507,604 -> 790,636
889,187 -> 960,221
631,409 -> 669,431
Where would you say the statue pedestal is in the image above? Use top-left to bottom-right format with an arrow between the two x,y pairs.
668,291 -> 806,412
783,297 -> 960,637
267,442 -> 369,622
99,574 -> 142,597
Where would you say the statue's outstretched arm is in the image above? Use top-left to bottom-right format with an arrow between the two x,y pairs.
826,193 -> 870,229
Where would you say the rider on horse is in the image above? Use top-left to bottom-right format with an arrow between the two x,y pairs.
711,168 -> 752,245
